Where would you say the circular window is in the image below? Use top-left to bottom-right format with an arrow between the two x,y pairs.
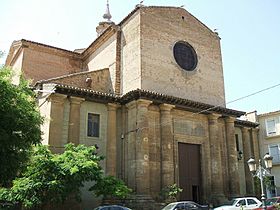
173,41 -> 197,71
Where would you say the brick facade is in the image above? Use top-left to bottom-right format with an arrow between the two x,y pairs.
6,5 -> 260,210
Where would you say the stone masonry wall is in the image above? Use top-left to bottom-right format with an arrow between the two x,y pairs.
79,101 -> 108,168
172,109 -> 210,202
147,105 -> 161,198
235,127 -> 246,196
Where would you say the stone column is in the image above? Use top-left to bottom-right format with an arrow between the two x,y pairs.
242,127 -> 254,195
251,128 -> 260,163
251,128 -> 261,197
135,99 -> 152,195
208,114 -> 226,205
68,96 -> 84,145
125,101 -> 137,190
121,106 -> 128,182
49,94 -> 67,153
159,103 -> 175,189
225,117 -> 240,198
106,103 -> 119,176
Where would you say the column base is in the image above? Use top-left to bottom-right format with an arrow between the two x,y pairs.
125,194 -> 156,210
210,194 -> 228,207
229,193 -> 240,200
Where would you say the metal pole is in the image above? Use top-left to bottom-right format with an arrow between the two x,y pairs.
259,160 -> 266,210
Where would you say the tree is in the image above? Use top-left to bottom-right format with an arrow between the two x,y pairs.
0,144 -> 103,209
0,67 -> 43,187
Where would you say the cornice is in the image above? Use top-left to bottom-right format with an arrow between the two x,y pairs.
6,39 -> 82,67
21,39 -> 82,59
9,46 -> 24,66
48,84 -> 245,118
5,40 -> 22,66
234,119 -> 259,128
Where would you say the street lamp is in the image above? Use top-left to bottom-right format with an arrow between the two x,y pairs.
247,154 -> 273,210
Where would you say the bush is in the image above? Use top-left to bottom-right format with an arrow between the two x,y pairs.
0,144 -> 103,209
160,184 -> 183,202
90,176 -> 132,200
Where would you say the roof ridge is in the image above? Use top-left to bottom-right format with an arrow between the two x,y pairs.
21,39 -> 81,55
258,110 -> 280,117
35,68 -> 109,86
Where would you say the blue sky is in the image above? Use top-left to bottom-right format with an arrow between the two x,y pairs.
0,0 -> 279,114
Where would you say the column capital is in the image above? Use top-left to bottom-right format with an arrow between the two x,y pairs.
107,103 -> 120,111
137,99 -> 152,108
159,103 -> 175,111
225,116 -> 236,124
241,127 -> 250,132
125,99 -> 152,110
208,113 -> 222,121
126,100 -> 137,110
251,127 -> 259,132
69,96 -> 85,104
50,93 -> 67,104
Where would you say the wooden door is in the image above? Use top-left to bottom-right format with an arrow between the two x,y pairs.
178,143 -> 201,202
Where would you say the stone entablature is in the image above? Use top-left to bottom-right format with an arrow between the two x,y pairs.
53,85 -> 247,118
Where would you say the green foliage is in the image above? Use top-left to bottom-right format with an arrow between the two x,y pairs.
0,144 -> 103,209
160,184 -> 183,202
263,176 -> 275,191
90,175 -> 132,200
274,203 -> 280,210
0,50 -> 4,68
0,67 -> 43,186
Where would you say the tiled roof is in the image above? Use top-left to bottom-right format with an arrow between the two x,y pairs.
35,68 -> 108,85
235,119 -> 259,128
55,84 -> 119,103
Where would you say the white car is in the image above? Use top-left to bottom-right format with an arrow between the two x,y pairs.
94,205 -> 132,210
162,201 -> 209,210
214,197 -> 262,210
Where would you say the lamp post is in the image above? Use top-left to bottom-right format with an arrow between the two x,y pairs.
247,154 -> 273,210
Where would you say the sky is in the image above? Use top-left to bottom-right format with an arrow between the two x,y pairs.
0,0 -> 279,115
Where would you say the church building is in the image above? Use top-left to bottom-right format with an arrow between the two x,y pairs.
6,2 -> 260,209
